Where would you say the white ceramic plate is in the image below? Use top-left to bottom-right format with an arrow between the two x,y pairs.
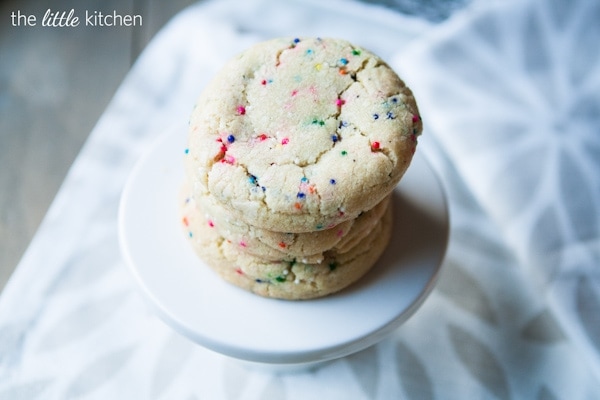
119,126 -> 449,367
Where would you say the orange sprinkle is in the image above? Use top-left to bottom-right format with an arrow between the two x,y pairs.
182,217 -> 189,226
278,241 -> 286,248
294,202 -> 302,209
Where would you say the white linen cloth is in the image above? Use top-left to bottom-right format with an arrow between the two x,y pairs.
1,0 -> 599,398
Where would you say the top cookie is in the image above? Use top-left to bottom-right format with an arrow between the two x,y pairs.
185,37 -> 421,232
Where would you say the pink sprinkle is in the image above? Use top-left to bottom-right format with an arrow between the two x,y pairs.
239,241 -> 247,247
337,229 -> 344,237
291,90 -> 298,96
412,115 -> 420,123
208,220 -> 214,228
261,79 -> 267,85
335,98 -> 345,106
281,138 -> 289,145
371,141 -> 381,151
235,268 -> 244,275
258,133 -> 268,141
237,106 -> 246,115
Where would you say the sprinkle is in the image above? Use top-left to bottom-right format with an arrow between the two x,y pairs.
235,268 -> 244,275
258,133 -> 268,141
256,279 -> 264,283
330,179 -> 336,184
386,112 -> 395,120
294,202 -> 302,209
371,141 -> 381,151
275,275 -> 286,283
291,89 -> 298,96
227,134 -> 235,143
392,97 -> 398,103
339,68 -> 347,75
184,148 -> 189,154
278,241 -> 287,248
182,217 -> 189,226
306,49 -> 313,55
341,150 -> 348,156
222,154 -> 235,164
373,113 -> 379,120
236,106 -> 246,115
293,38 -> 300,43
208,220 -> 214,228
297,192 -> 306,199
335,98 -> 345,106
188,232 -> 193,238
315,63 -> 322,71
281,138 -> 289,145
312,119 -> 325,126
316,224 -> 323,230
331,134 -> 338,143
261,79 -> 267,85
412,114 -> 421,123
248,175 -> 257,184
261,186 -> 266,192
352,49 -> 361,56
339,121 -> 348,128
339,58 -> 348,65
301,177 -> 308,182
239,241 -> 247,247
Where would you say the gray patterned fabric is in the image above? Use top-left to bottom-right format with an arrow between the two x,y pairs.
1,0 -> 599,398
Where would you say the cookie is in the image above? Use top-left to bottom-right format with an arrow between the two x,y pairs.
181,191 -> 393,300
185,37 -> 421,233
185,185 -> 390,264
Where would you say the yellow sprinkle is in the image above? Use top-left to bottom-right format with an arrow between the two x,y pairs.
315,63 -> 322,71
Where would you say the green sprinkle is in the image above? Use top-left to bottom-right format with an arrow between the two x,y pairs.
275,275 -> 286,283
352,49 -> 361,56
341,150 -> 348,156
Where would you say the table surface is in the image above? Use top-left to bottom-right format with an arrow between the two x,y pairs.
0,0 -> 195,292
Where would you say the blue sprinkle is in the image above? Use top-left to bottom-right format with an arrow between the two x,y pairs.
188,232 -> 193,238
297,192 -> 306,199
293,38 -> 300,43
301,177 -> 308,182
306,49 -> 313,55
373,113 -> 379,120
261,186 -> 266,192
391,97 -> 398,103
330,179 -> 336,184
184,148 -> 189,154
331,135 -> 338,143
339,58 -> 348,65
339,121 -> 348,128
249,175 -> 257,184
386,112 -> 395,120
227,134 -> 235,143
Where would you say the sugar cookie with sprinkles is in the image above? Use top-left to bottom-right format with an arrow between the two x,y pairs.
185,36 -> 421,233
180,188 -> 393,300
182,184 -> 390,264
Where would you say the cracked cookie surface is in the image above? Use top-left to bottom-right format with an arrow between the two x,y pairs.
185,37 -> 421,232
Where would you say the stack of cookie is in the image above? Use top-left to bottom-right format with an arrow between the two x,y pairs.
181,37 -> 422,300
